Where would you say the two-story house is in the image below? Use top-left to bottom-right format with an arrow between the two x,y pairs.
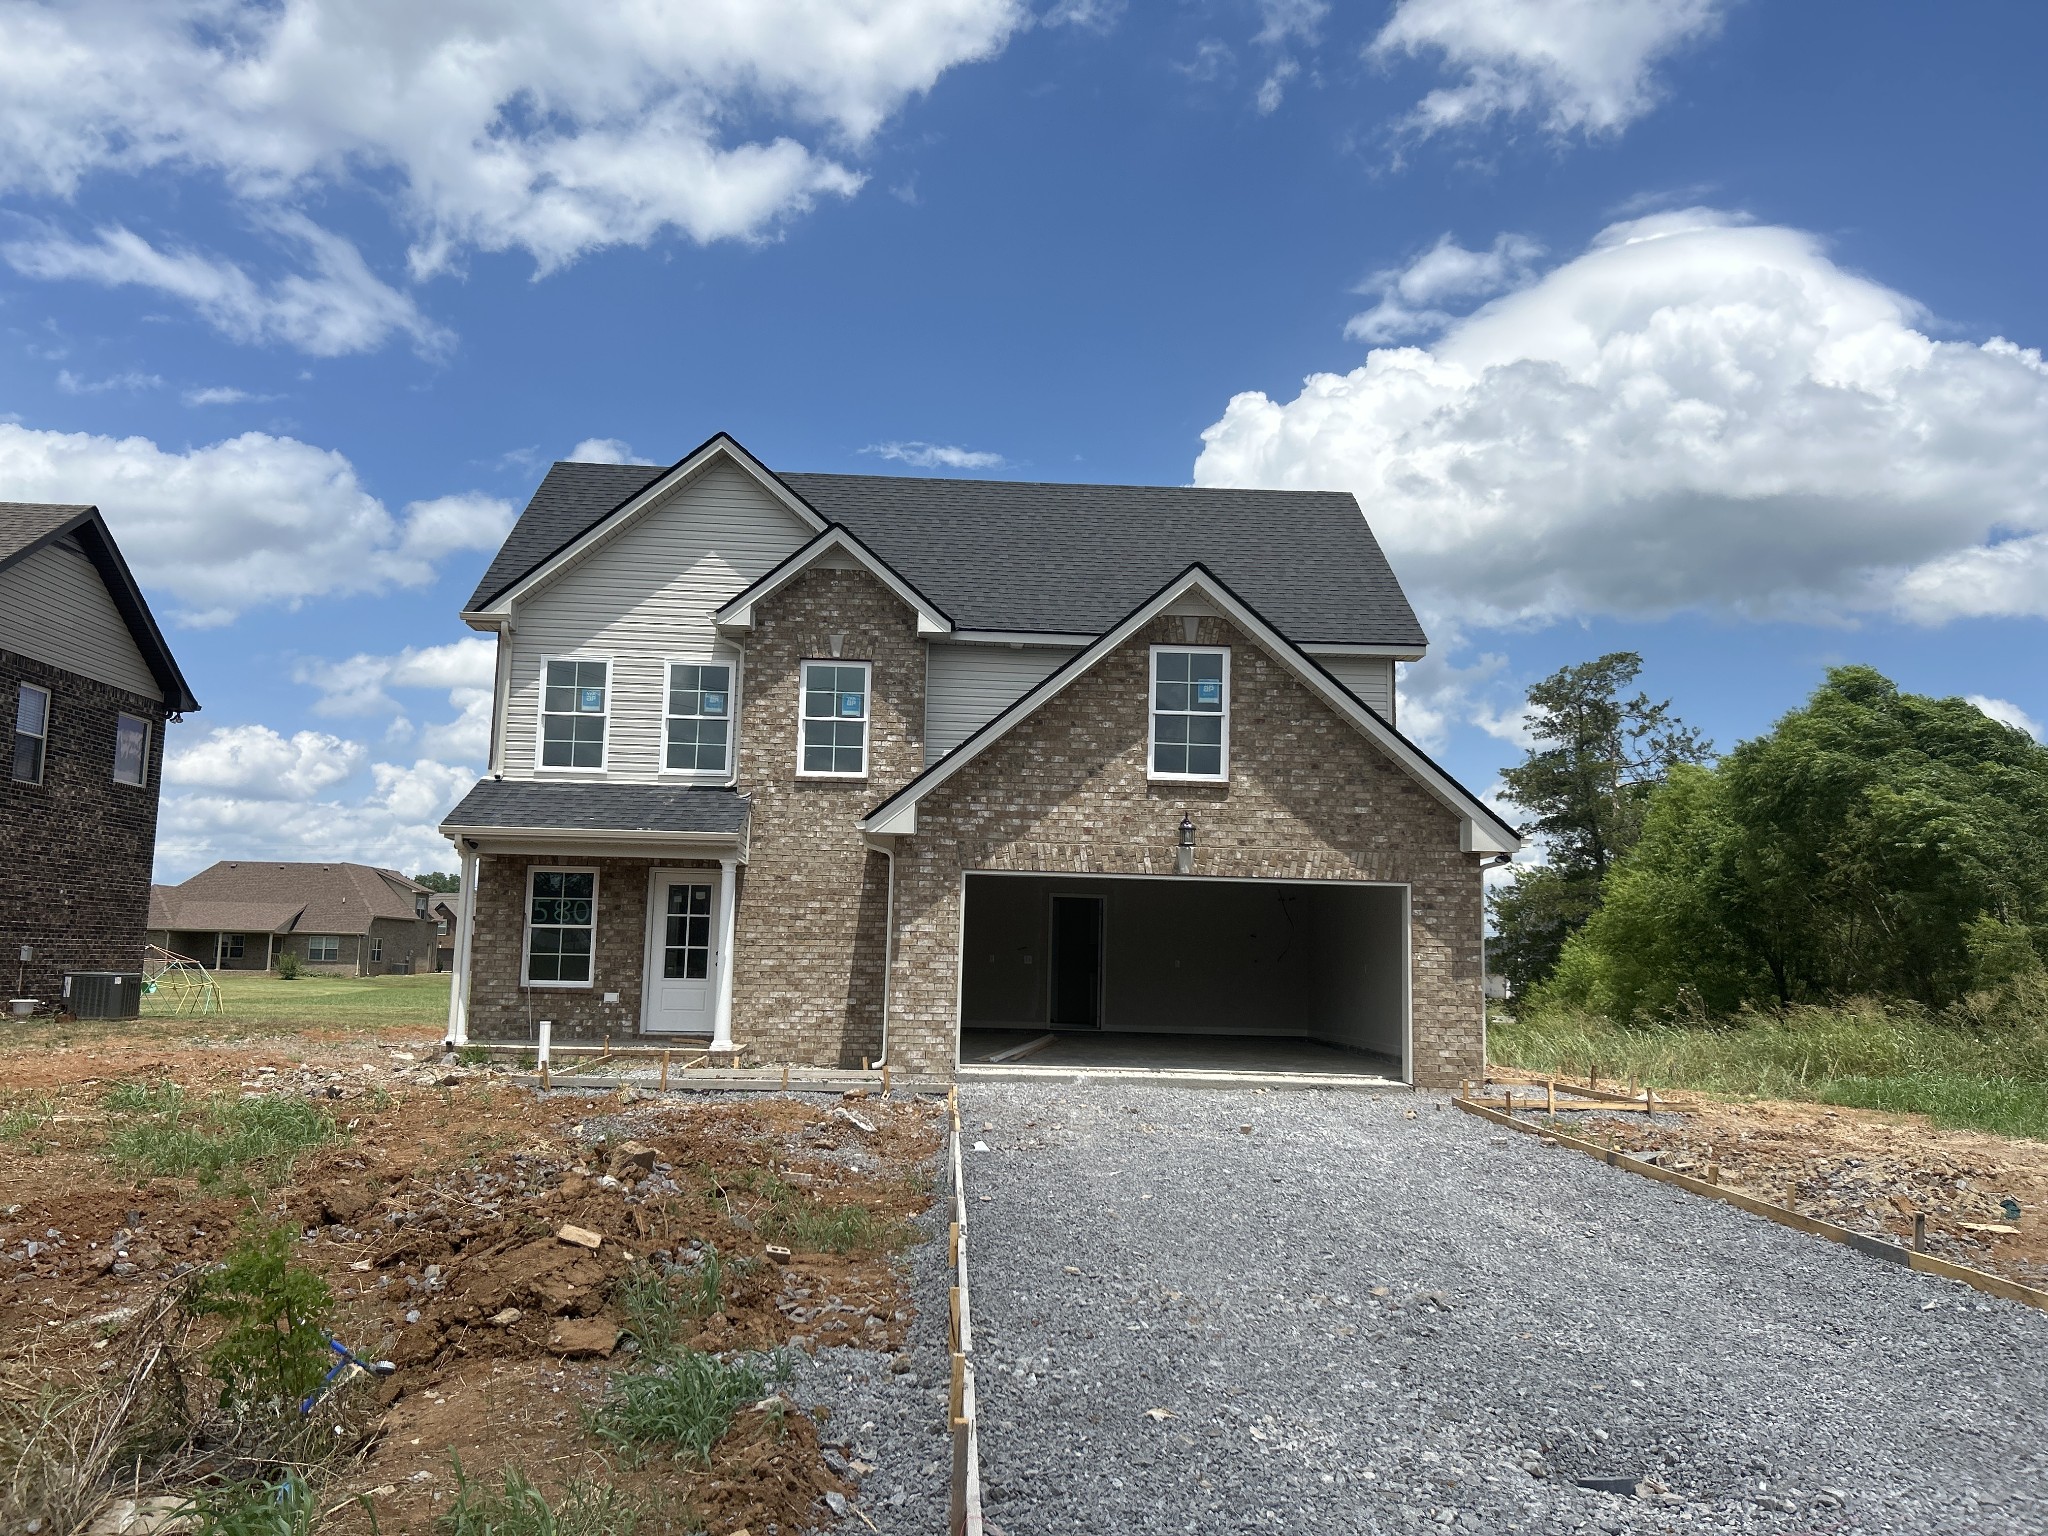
438,434 -> 1517,1084
2,503 -> 199,1013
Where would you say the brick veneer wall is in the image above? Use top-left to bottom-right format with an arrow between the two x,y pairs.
465,854 -> 720,1042
728,567 -> 924,1068
883,614 -> 1488,1085
0,646 -> 169,1006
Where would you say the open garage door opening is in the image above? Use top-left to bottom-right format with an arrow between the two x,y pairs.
958,873 -> 1408,1081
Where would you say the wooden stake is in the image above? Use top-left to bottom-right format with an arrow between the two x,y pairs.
863,1056 -> 871,1072
781,1062 -> 790,1092
1546,1077 -> 1556,1115
540,1059 -> 551,1092
882,1061 -> 891,1097
660,1050 -> 671,1092
1914,1213 -> 1927,1253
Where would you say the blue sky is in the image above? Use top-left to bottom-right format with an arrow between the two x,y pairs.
4,1 -> 2046,881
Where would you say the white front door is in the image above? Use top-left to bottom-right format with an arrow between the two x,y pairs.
642,870 -> 718,1034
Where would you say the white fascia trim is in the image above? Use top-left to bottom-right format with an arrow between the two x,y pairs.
859,566 -> 1519,851
441,823 -> 744,850
1302,643 -> 1428,661
714,526 -> 951,636
470,436 -> 828,618
944,630 -> 1096,647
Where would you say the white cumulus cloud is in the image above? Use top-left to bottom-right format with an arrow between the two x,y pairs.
0,422 -> 514,624
164,724 -> 366,799
0,0 -> 1026,284
5,216 -> 450,357
569,438 -> 656,465
862,440 -> 1006,470
1370,0 -> 1725,140
1194,209 -> 2048,629
296,637 -> 497,765
1345,231 -> 1543,343
155,755 -> 475,883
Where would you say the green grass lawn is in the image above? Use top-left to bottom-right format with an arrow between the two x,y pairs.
1491,1000 -> 2048,1141
141,970 -> 451,1033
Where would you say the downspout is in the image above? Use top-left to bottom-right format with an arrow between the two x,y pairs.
1477,851 -> 1514,1072
874,839 -> 894,1067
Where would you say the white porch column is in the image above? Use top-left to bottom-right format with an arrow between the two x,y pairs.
445,846 -> 480,1047
711,856 -> 739,1051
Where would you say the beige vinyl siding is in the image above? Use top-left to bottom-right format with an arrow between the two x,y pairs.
500,460 -> 813,780
1320,655 -> 1395,723
925,642 -> 1078,764
0,538 -> 161,699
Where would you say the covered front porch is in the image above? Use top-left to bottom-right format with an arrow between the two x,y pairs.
438,779 -> 751,1049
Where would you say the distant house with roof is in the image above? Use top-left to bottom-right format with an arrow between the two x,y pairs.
2,502 -> 199,1014
149,862 -> 441,976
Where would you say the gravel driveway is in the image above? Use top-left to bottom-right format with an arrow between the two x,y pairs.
960,1083 -> 2048,1535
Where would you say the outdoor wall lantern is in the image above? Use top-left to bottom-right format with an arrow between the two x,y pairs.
1176,813 -> 1196,876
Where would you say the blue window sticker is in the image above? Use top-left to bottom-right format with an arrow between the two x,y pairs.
840,692 -> 864,717
579,686 -> 605,712
702,691 -> 726,715
1196,680 -> 1222,705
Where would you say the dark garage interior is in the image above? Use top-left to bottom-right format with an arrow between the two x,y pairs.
957,873 -> 1408,1078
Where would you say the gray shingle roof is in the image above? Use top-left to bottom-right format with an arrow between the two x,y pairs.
0,501 -> 93,564
441,779 -> 751,837
153,862 -> 428,936
465,457 -> 1427,649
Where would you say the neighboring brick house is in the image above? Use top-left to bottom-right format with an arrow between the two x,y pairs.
439,434 -> 1518,1084
428,895 -> 461,972
149,862 -> 441,976
1,503 -> 199,1013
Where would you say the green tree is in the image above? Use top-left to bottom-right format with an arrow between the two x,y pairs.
412,871 -> 461,893
1542,666 -> 2048,1018
1489,653 -> 1711,993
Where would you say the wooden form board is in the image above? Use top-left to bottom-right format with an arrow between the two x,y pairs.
944,1087 -> 985,1536
1456,1097 -> 2048,1314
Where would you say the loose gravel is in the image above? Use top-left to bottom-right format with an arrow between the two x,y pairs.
960,1083 -> 2048,1535
785,1112 -> 956,1535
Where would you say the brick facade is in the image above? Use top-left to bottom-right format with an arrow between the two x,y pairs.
0,646 -> 169,1006
728,567 -> 925,1068
881,614 -> 1487,1085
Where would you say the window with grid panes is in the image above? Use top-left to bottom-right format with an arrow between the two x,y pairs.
1150,647 -> 1228,779
540,659 -> 608,768
663,883 -> 713,978
799,661 -> 869,775
526,870 -> 596,984
666,662 -> 732,773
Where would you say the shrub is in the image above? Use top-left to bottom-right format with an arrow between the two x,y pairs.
184,1223 -> 336,1408
274,952 -> 302,981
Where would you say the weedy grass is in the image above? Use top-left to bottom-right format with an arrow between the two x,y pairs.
437,1460 -> 656,1536
105,1087 -> 336,1187
592,1350 -> 769,1466
175,1473 -> 320,1536
0,1095 -> 57,1144
742,1168 -> 906,1255
1492,1000 -> 2048,1140
619,1247 -> 729,1355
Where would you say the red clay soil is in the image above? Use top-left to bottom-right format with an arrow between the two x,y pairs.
1491,1070 -> 2048,1291
0,1024 -> 943,1534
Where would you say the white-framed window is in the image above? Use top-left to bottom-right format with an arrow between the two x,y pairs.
525,868 -> 598,987
307,936 -> 340,963
665,659 -> 735,775
370,937 -> 383,962
538,657 -> 610,770
217,934 -> 244,965
12,683 -> 49,785
798,661 -> 871,778
114,712 -> 150,786
1149,646 -> 1229,781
